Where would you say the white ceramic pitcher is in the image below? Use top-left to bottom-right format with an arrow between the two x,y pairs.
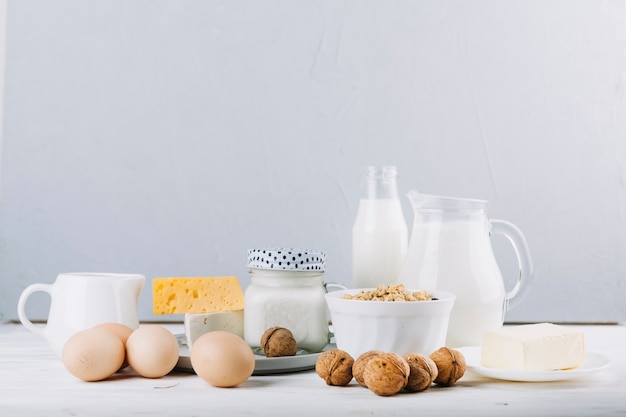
397,191 -> 533,347
17,272 -> 145,357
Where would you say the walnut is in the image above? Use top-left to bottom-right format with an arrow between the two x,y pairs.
260,327 -> 297,357
429,347 -> 466,386
352,350 -> 384,387
315,348 -> 354,386
362,352 -> 410,396
404,353 -> 438,392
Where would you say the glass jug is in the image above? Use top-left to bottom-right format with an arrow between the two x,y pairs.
397,191 -> 533,347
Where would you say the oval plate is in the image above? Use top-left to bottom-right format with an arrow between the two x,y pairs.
175,334 -> 334,375
458,346 -> 611,382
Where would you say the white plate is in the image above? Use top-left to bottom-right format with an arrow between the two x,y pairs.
457,346 -> 610,382
175,334 -> 333,375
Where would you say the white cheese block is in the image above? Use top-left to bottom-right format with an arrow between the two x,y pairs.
480,323 -> 585,371
184,310 -> 244,349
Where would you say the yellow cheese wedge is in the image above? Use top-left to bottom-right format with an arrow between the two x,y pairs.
152,276 -> 244,315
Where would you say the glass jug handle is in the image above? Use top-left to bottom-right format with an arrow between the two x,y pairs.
490,219 -> 534,311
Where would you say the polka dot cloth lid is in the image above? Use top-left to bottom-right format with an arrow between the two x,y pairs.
247,248 -> 326,271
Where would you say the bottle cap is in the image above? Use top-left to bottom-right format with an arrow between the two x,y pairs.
366,165 -> 398,179
247,248 -> 326,271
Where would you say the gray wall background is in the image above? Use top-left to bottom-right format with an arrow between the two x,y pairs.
1,0 -> 625,323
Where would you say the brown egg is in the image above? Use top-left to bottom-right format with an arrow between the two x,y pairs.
190,330 -> 255,387
126,325 -> 179,378
95,322 -> 133,344
62,327 -> 125,382
95,322 -> 134,370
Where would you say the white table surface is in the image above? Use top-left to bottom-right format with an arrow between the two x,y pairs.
1,321 -> 624,416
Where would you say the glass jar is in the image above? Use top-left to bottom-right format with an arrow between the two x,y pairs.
244,248 -> 329,353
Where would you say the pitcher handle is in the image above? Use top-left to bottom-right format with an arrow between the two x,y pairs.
490,220 -> 534,311
17,283 -> 52,337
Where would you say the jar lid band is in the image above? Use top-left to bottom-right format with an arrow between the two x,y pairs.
247,248 -> 326,271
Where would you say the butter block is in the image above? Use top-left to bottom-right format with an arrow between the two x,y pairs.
480,323 -> 585,371
152,276 -> 244,315
184,310 -> 244,348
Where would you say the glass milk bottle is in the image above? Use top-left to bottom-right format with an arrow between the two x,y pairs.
352,166 -> 408,288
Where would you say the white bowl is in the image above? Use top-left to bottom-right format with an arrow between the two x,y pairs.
325,288 -> 456,359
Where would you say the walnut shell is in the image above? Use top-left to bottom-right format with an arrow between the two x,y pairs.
362,352 -> 410,396
404,353 -> 438,392
429,347 -> 466,386
352,350 -> 384,387
260,327 -> 297,357
315,348 -> 354,386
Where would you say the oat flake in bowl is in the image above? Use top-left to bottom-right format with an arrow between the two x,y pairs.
342,283 -> 433,302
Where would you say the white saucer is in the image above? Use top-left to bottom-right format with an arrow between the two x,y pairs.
457,346 -> 611,382
175,334 -> 332,375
